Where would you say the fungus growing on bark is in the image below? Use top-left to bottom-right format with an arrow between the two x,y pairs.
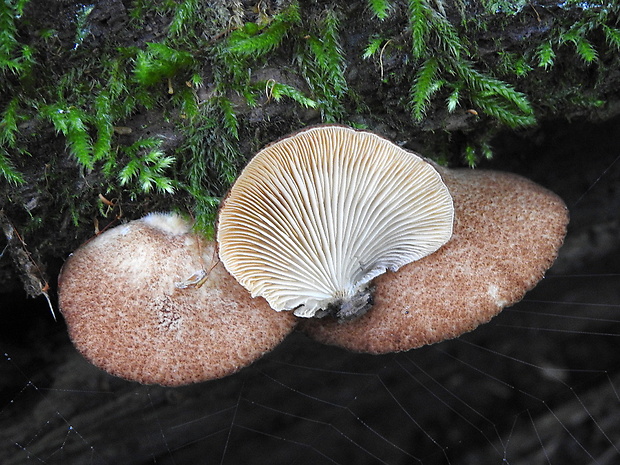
217,125 -> 454,319
301,168 -> 569,353
58,213 -> 297,386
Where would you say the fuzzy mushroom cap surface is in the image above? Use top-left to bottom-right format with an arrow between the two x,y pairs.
58,213 -> 297,386
217,125 -> 454,319
300,168 -> 569,353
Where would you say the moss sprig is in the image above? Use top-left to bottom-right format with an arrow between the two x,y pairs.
410,57 -> 441,120
367,0 -> 393,21
536,41 -> 555,70
42,104 -> 94,169
117,138 -> 176,197
226,3 -> 301,58
134,43 -> 196,87
408,0 -> 430,60
0,0 -> 33,76
179,101 -> 244,237
261,80 -> 318,109
0,98 -> 25,184
603,25 -> 620,51
167,0 -> 203,38
296,7 -> 348,122
0,149 -> 24,185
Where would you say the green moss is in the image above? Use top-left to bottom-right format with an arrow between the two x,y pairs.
299,7 -> 348,122
367,0 -> 393,21
404,1 -> 535,133
117,138 -> 176,196
226,4 -> 301,58
2,0 -> 620,233
134,43 -> 196,87
410,57 -> 441,120
0,0 -> 33,185
178,101 -> 243,238
0,0 -> 33,76
0,98 -> 26,185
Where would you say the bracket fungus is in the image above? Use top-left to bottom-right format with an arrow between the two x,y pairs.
217,125 -> 454,319
218,124 -> 568,353
58,125 -> 569,383
58,213 -> 297,386
301,167 -> 569,353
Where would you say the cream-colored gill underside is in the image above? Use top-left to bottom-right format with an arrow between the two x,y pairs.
217,126 -> 454,317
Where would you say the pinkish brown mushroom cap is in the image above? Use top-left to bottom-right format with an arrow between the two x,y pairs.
58,213 -> 297,386
300,168 -> 569,353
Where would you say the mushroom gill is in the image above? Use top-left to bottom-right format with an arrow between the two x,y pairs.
217,125 -> 454,319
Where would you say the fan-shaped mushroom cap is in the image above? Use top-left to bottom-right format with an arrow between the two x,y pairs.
58,213 -> 297,386
301,168 -> 569,353
217,125 -> 454,319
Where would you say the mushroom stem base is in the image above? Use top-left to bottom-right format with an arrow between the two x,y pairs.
316,286 -> 375,320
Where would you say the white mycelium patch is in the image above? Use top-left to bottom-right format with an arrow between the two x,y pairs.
142,212 -> 193,235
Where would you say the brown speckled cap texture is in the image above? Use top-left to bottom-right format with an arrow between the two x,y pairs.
58,213 -> 297,386
300,168 -> 569,353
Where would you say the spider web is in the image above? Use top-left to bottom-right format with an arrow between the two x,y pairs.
2,117 -> 620,465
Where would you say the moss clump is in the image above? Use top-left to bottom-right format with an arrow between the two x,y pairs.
0,0 -> 33,185
1,0 -> 620,237
361,0 -> 620,163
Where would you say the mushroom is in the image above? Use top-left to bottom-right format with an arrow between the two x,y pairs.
217,125 -> 454,319
58,213 -> 297,386
300,167 -> 569,353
